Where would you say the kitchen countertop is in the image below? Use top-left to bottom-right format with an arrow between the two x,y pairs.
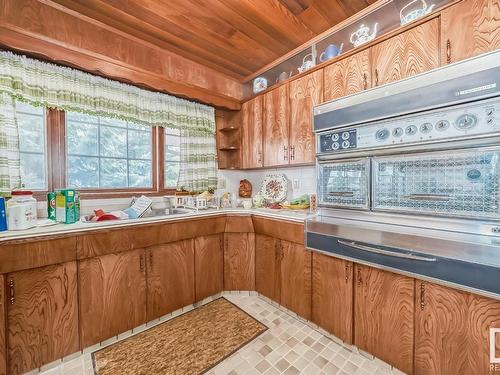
0,208 -> 315,242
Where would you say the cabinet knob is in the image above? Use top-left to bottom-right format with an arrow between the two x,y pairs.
446,39 -> 452,64
375,69 -> 379,86
357,268 -> 362,286
284,146 -> 288,161
149,252 -> 153,269
345,263 -> 350,282
291,146 -> 295,161
420,282 -> 426,310
139,254 -> 145,273
8,279 -> 14,305
363,73 -> 368,90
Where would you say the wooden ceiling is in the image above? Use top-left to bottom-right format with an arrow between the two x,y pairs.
50,0 -> 377,80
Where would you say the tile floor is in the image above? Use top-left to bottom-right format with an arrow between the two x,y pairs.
36,292 -> 403,375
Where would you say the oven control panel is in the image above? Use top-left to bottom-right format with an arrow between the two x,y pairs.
319,129 -> 357,153
317,97 -> 500,154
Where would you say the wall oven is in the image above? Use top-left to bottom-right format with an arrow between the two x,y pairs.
308,50 -> 500,300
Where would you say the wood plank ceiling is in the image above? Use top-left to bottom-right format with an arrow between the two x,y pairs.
50,0 -> 377,80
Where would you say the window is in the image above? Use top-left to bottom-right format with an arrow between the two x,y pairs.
164,127 -> 180,188
66,112 -> 152,189
16,101 -> 47,190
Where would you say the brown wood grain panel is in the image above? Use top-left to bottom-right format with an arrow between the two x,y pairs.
79,249 -> 147,348
289,70 -> 323,164
492,0 -> 500,51
312,253 -> 353,344
440,0 -> 490,64
0,236 -> 77,274
77,229 -> 133,259
255,234 -> 281,302
157,217 -> 226,244
146,240 -> 195,320
252,217 -> 304,245
323,49 -> 371,101
280,241 -> 311,320
7,262 -> 79,375
225,215 -> 255,233
224,233 -> 255,291
354,265 -> 414,374
415,281 -> 500,375
371,18 -> 439,86
241,96 -> 263,168
0,0 -> 243,109
194,234 -> 224,302
0,275 -> 5,375
263,85 -> 290,166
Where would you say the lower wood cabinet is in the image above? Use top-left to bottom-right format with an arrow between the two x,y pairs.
255,234 -> 281,302
224,232 -> 255,291
147,240 -> 195,320
312,253 -> 353,344
415,281 -> 500,375
354,265 -> 415,375
280,240 -> 312,320
79,249 -> 147,348
194,234 -> 224,302
7,262 -> 79,375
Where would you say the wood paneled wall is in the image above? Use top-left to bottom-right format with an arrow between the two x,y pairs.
0,0 -> 243,109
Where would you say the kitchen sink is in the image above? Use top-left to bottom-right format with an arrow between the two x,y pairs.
143,208 -> 192,217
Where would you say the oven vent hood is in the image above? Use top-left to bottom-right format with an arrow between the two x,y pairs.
314,50 -> 500,132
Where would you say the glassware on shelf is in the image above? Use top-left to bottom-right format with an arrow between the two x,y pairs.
400,0 -> 435,25
253,77 -> 268,94
297,53 -> 315,73
350,23 -> 379,48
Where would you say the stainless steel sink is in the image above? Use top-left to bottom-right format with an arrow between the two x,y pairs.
143,208 -> 192,217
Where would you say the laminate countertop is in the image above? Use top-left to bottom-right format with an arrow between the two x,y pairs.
0,208 -> 315,242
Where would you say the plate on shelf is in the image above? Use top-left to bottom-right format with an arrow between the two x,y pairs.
260,174 -> 288,203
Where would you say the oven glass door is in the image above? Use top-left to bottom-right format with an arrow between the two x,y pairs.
372,148 -> 500,219
318,158 -> 370,209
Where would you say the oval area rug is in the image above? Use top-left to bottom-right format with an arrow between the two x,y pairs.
92,298 -> 267,375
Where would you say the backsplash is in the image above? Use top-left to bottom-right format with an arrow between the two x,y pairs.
217,166 -> 316,200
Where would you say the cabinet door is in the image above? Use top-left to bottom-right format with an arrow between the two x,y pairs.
147,240 -> 195,320
312,253 -> 353,344
0,276 -> 5,375
224,233 -> 255,291
79,249 -> 146,348
263,85 -> 289,166
280,241 -> 311,320
354,265 -> 414,375
194,234 -> 223,302
323,49 -> 371,101
289,70 -> 323,165
255,234 -> 280,302
493,0 -> 500,51
241,96 -> 263,168
415,281 -> 500,375
440,0 -> 490,64
7,262 -> 79,375
371,19 -> 439,86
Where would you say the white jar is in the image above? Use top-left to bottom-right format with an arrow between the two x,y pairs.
7,191 -> 38,230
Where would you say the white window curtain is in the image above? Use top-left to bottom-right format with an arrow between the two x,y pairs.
0,92 -> 20,192
0,50 -> 218,192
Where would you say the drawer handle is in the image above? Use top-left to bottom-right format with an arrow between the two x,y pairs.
8,279 -> 14,305
338,239 -> 437,262
328,191 -> 354,197
404,194 -> 450,201
446,39 -> 451,64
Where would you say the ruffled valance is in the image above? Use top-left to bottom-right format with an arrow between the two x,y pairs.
0,50 -> 215,135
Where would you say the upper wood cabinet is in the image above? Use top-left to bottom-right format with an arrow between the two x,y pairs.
194,234 -> 224,302
280,240 -> 312,320
263,85 -> 290,166
241,96 -> 263,168
224,232 -> 255,291
371,18 -> 439,86
255,234 -> 281,302
146,240 -> 195,320
79,249 -> 147,348
312,253 -> 353,344
354,265 -> 414,375
289,70 -> 323,165
323,49 -> 371,102
7,262 -> 79,375
440,0 -> 494,64
415,281 -> 500,375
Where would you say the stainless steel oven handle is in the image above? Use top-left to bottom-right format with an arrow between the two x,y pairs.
404,194 -> 450,201
338,240 -> 437,262
328,191 -> 354,197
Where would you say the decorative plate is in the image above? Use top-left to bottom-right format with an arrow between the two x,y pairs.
260,174 -> 288,203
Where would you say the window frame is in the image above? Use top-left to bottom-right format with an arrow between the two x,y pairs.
27,110 -> 178,200
162,126 -> 181,190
